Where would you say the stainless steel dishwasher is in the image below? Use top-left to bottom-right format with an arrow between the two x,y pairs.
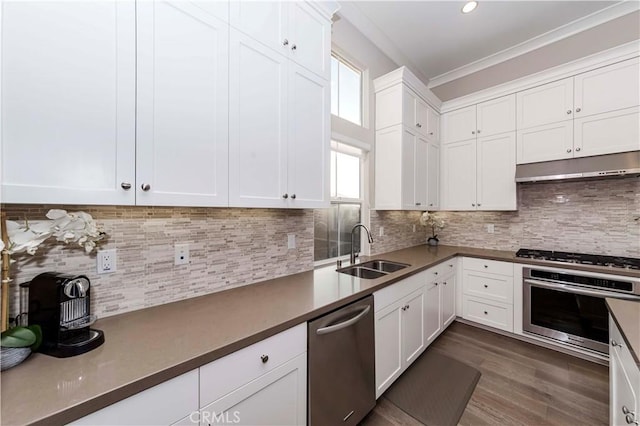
308,295 -> 375,425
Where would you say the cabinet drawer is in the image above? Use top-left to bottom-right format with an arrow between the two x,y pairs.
463,271 -> 513,304
463,257 -> 513,276
463,296 -> 513,332
429,258 -> 458,280
374,270 -> 427,311
200,323 -> 306,407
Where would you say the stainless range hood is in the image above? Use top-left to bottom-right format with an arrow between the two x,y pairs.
515,151 -> 640,183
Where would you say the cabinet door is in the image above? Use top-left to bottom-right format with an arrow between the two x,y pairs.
402,289 -> 425,366
442,105 -> 476,143
1,1 -> 136,205
441,139 -> 477,210
288,2 -> 331,80
228,30 -> 288,207
199,354 -> 306,426
375,302 -> 403,398
229,1 -> 288,56
136,1 -> 229,207
402,87 -> 420,134
516,121 -> 574,164
516,77 -> 574,129
476,94 -> 516,137
441,274 -> 456,329
414,138 -> 429,209
401,129 -> 418,210
574,58 -> 640,119
477,132 -> 516,210
426,142 -> 440,210
374,127 -> 403,209
415,98 -> 430,137
574,107 -> 640,158
424,280 -> 441,345
426,107 -> 440,143
287,64 -> 330,208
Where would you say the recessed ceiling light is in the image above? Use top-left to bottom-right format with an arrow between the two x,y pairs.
462,1 -> 478,14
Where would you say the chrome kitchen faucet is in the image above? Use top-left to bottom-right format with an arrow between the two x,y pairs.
350,223 -> 374,265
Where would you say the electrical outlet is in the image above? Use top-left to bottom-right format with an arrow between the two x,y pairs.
379,226 -> 384,237
175,244 -> 190,266
486,224 -> 495,234
287,233 -> 296,249
97,249 -> 117,274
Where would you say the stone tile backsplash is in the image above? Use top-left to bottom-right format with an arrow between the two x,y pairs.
2,177 -> 637,320
2,206 -> 314,320
436,178 -> 640,257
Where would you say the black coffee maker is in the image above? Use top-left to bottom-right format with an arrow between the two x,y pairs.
28,272 -> 104,357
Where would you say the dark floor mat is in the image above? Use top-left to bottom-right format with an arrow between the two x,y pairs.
382,349 -> 481,426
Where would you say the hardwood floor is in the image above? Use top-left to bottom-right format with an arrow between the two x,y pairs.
361,322 -> 609,425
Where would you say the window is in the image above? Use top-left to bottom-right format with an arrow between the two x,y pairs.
331,54 -> 362,126
314,142 -> 364,262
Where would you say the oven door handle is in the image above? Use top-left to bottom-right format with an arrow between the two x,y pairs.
525,279 -> 640,300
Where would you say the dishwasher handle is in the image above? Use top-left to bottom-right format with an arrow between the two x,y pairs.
316,305 -> 371,335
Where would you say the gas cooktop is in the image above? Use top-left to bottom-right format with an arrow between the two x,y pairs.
515,249 -> 640,270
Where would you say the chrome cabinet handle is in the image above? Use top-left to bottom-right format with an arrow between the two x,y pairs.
623,406 -> 632,415
283,38 -> 289,46
575,147 -> 581,152
282,193 -> 289,199
575,107 -> 581,112
261,354 -> 269,363
625,413 -> 637,425
567,110 -> 572,114
567,148 -> 572,153
316,305 -> 371,335
121,182 -> 132,190
612,339 -> 620,347
141,183 -> 151,191
291,44 -> 297,51
291,194 -> 296,199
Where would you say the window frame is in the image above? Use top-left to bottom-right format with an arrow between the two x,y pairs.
331,52 -> 364,127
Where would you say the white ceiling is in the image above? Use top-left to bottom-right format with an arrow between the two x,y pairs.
339,1 -> 632,86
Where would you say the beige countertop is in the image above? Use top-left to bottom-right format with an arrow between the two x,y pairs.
2,244 -> 638,425
606,298 -> 640,367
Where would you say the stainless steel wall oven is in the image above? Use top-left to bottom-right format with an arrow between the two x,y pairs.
523,267 -> 640,354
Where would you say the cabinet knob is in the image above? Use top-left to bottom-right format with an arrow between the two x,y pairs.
121,182 -> 132,190
477,129 -> 481,134
623,406 -> 632,415
566,148 -> 572,153
567,110 -> 572,114
415,202 -> 421,206
472,131 -> 475,135
141,183 -> 151,191
434,271 -> 438,275
624,413 -> 636,425
477,203 -> 481,207
416,123 -> 422,128
429,132 -> 434,135
261,354 -> 269,363
443,281 -> 447,285
282,193 -> 289,199
435,282 -> 438,286
484,265 -> 488,268
612,340 -> 623,348
472,203 -> 476,207
291,194 -> 296,199
283,39 -> 289,46
484,284 -> 488,288
576,107 -> 581,113
575,147 -> 581,152
484,311 -> 488,315
429,203 -> 433,207
448,264 -> 453,267
291,44 -> 297,51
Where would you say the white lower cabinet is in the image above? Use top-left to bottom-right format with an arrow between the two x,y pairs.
374,259 -> 458,399
610,316 -> 640,426
461,258 -> 514,332
71,370 -> 199,425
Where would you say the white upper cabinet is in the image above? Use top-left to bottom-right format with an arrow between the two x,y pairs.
426,143 -> 440,210
476,133 -> 517,210
1,1 -> 136,205
517,58 -> 640,164
426,107 -> 441,143
516,77 -> 574,129
136,1 -> 229,207
228,30 -> 289,208
401,87 -> 431,138
443,94 -> 515,144
441,139 -> 477,211
229,1 -> 330,80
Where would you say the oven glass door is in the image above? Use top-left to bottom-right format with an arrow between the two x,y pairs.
530,285 -> 609,345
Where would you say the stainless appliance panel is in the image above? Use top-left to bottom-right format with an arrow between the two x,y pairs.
308,295 -> 375,425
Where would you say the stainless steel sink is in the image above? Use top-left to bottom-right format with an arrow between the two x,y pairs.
337,266 -> 387,279
337,259 -> 410,279
359,260 -> 410,273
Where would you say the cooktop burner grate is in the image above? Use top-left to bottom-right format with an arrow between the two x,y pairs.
515,249 -> 640,270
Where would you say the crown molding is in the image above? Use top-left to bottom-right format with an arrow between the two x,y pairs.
336,1 -> 431,86
428,1 -> 640,89
307,1 -> 341,20
440,40 -> 640,113
373,66 -> 442,110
